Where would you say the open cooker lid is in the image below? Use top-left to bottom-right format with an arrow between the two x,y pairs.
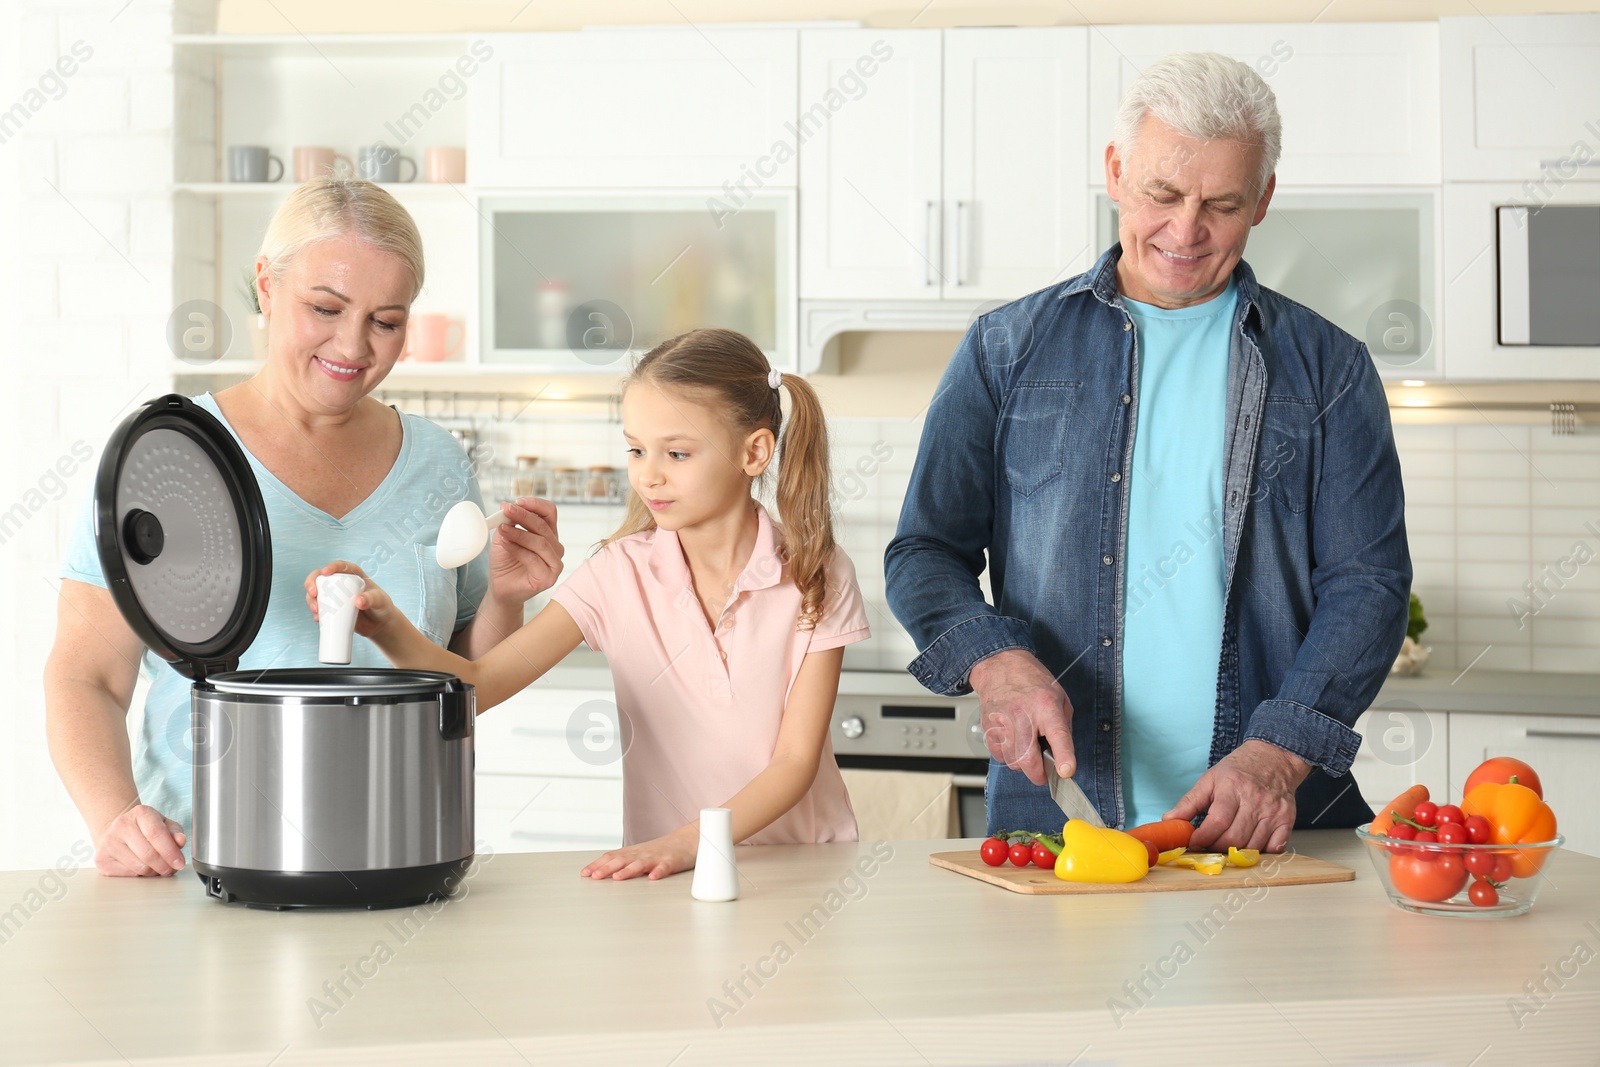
93,394 -> 271,681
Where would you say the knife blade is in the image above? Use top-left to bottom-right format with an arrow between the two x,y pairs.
1040,740 -> 1105,828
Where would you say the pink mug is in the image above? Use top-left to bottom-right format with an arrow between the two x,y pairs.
293,146 -> 353,183
424,146 -> 467,184
405,314 -> 465,363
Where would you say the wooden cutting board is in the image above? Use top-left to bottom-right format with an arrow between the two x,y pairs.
929,848 -> 1355,895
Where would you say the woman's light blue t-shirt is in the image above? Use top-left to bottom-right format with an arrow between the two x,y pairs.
62,393 -> 490,833
1120,280 -> 1236,829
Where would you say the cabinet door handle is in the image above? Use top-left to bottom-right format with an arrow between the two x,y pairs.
1524,729 -> 1600,741
953,200 -> 967,287
1536,158 -> 1600,169
923,200 -> 937,287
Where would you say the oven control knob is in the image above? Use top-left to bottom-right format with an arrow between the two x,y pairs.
840,716 -> 865,740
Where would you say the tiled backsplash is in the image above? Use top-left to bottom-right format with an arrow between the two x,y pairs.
497,412 -> 1600,680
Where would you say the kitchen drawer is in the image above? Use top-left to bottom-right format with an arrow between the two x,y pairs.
1349,705 -> 1450,813
476,773 -> 623,855
1448,712 -> 1600,858
475,687 -> 624,779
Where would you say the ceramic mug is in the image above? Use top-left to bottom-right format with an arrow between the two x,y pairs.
227,145 -> 284,183
424,146 -> 467,184
405,314 -> 465,363
293,146 -> 354,182
357,144 -> 418,183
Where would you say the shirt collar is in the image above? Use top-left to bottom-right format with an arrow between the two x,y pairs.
1062,242 -> 1261,326
645,501 -> 785,595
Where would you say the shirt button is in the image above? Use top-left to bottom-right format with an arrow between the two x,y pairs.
1120,394 -> 1131,405
1101,722 -> 1112,732
1102,555 -> 1113,565
1122,321 -> 1132,332
1109,472 -> 1122,483
1100,636 -> 1112,647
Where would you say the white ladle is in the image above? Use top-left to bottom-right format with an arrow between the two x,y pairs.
436,500 -> 510,569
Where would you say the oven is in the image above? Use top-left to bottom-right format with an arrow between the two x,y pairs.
830,692 -> 989,838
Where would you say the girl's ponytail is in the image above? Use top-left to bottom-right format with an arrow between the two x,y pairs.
772,373 -> 834,630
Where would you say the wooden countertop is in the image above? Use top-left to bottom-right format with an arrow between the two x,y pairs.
1,831 -> 1595,1066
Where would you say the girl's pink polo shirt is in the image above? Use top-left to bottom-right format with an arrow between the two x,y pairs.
550,504 -> 868,846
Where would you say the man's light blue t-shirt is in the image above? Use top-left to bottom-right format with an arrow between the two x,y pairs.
62,393 -> 490,834
1120,280 -> 1236,829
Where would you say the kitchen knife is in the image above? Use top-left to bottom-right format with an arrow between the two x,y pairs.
1040,740 -> 1105,828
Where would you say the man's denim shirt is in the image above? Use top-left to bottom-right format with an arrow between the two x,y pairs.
885,246 -> 1412,829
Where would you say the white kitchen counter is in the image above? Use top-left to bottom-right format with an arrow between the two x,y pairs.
1,832 -> 1594,1065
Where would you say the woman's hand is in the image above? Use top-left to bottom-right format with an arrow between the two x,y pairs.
579,830 -> 698,882
485,497 -> 565,606
95,804 -> 187,877
304,561 -> 396,638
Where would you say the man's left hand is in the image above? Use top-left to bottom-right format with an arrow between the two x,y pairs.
1165,740 -> 1313,853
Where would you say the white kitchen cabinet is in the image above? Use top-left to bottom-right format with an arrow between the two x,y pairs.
1441,14 -> 1600,184
1349,706 -> 1450,814
1448,713 -> 1599,857
470,29 -> 798,189
942,28 -> 1090,301
1087,23 -> 1440,186
798,29 -> 942,301
477,773 -> 622,856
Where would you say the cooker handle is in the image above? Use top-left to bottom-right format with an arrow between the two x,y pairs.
438,681 -> 472,741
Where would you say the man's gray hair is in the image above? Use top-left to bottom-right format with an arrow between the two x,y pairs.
1113,51 -> 1282,195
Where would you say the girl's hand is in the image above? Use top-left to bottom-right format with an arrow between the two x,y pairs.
486,497 -> 565,606
304,561 -> 396,638
580,832 -> 698,882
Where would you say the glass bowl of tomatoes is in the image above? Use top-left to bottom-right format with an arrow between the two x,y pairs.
1354,826 -> 1563,918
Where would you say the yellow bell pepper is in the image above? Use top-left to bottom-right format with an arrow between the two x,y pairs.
1227,847 -> 1260,868
1053,819 -> 1150,883
1157,847 -> 1187,865
1169,852 -> 1226,875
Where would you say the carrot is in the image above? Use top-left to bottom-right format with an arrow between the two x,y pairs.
1125,819 -> 1194,852
1368,784 -> 1429,836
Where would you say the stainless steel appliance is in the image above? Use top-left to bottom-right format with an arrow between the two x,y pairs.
93,394 -> 475,909
830,691 -> 988,837
1497,204 -> 1600,346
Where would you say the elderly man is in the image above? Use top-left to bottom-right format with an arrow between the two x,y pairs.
885,52 -> 1410,853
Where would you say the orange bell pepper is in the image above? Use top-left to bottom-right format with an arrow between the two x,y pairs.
1462,781 -> 1557,879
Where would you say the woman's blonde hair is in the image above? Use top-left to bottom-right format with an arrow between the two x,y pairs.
605,328 -> 836,631
255,177 -> 426,303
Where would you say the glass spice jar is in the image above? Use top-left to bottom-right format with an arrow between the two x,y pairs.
513,455 -> 539,498
586,466 -> 615,502
550,467 -> 582,501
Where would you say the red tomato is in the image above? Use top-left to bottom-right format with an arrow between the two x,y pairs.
1468,880 -> 1499,908
1389,852 -> 1468,902
1437,822 -> 1468,847
1413,829 -> 1438,846
1491,855 -> 1514,882
1435,805 -> 1465,827
1032,842 -> 1055,869
1413,800 -> 1439,827
1009,843 -> 1034,867
1463,757 -> 1543,800
1464,850 -> 1497,877
980,838 -> 1008,867
1464,815 -> 1492,845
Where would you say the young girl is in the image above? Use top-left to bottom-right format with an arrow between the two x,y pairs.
308,328 -> 869,881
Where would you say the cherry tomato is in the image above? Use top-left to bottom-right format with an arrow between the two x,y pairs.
1464,815 -> 1492,845
1464,850 -> 1497,877
980,837 -> 1008,867
1491,854 -> 1514,882
1143,840 -> 1159,867
1436,804 -> 1465,827
1469,880 -> 1499,908
1032,842 -> 1055,869
1437,822 -> 1468,847
1009,843 -> 1033,867
1389,852 -> 1468,902
1413,829 -> 1438,847
1463,757 -> 1543,800
1412,800 -> 1439,827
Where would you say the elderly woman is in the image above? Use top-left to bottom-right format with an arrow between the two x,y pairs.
44,178 -> 563,877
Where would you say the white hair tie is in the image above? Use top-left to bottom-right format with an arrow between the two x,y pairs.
767,368 -> 782,390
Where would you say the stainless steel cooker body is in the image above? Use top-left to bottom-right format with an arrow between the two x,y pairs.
190,669 -> 475,909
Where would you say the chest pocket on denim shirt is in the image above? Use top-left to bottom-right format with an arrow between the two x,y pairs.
412,544 -> 461,644
1253,397 -> 1318,515
998,381 -> 1083,496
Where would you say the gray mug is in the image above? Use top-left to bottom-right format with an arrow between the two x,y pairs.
357,144 -> 418,183
227,145 -> 284,183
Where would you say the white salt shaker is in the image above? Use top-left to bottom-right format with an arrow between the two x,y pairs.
691,808 -> 739,902
315,573 -> 365,664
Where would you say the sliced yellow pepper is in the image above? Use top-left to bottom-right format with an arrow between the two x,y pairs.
1227,847 -> 1260,868
1169,852 -> 1226,876
1156,846 -> 1187,865
1053,819 -> 1150,883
